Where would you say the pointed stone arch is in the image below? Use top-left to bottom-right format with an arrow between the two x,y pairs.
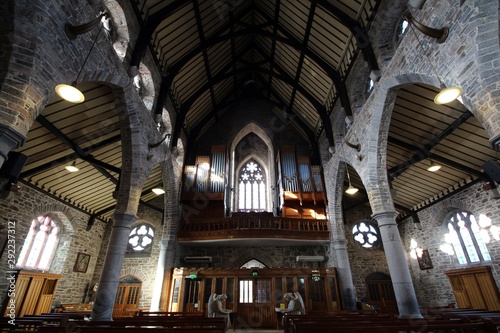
229,122 -> 275,214
231,248 -> 281,268
234,155 -> 270,212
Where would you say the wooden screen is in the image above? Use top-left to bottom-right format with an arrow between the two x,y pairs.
169,267 -> 341,329
3,270 -> 61,317
113,276 -> 141,318
445,265 -> 500,310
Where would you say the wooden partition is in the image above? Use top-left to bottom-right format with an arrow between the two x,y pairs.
168,267 -> 340,329
445,265 -> 500,311
3,270 -> 61,317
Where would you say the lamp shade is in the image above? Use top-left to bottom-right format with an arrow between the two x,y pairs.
55,82 -> 85,103
427,160 -> 441,172
434,85 -> 462,105
345,185 -> 359,195
65,161 -> 79,172
152,187 -> 165,195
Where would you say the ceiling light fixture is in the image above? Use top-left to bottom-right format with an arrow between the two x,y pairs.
345,166 -> 359,195
152,186 -> 165,195
426,159 -> 441,172
406,15 -> 462,105
65,161 -> 80,172
55,12 -> 109,103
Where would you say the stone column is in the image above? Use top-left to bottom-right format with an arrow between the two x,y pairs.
331,239 -> 356,310
150,239 -> 170,311
372,211 -> 421,318
91,212 -> 137,320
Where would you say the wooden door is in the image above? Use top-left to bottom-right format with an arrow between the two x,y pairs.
366,273 -> 398,313
183,278 -> 200,313
113,276 -> 141,318
238,279 -> 274,328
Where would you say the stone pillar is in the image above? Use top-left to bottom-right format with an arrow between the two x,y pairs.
150,239 -> 170,311
331,239 -> 356,310
372,211 -> 421,318
91,212 -> 137,320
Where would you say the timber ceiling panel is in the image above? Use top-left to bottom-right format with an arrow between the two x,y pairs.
6,0 -> 497,229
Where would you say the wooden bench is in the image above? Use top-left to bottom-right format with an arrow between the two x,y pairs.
60,303 -> 93,313
135,311 -> 204,317
36,327 -> 225,333
284,313 -> 494,333
292,320 -> 489,333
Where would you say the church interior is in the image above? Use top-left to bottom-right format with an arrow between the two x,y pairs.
1,0 -> 500,331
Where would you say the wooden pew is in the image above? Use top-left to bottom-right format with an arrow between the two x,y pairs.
135,311 -> 204,317
284,312 -> 494,333
36,328 -> 225,333
292,320 -> 489,333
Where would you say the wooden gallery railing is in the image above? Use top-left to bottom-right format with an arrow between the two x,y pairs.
178,217 -> 330,241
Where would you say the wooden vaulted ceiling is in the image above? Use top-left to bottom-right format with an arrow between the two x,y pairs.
9,0 -> 499,226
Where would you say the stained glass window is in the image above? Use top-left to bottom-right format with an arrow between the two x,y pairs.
17,215 -> 60,270
446,211 -> 491,265
238,160 -> 266,212
352,220 -> 380,248
128,224 -> 155,252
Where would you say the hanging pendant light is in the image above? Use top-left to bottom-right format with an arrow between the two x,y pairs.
406,15 -> 462,105
56,12 -> 109,103
426,159 -> 441,172
345,166 -> 359,195
65,160 -> 80,172
152,185 -> 165,195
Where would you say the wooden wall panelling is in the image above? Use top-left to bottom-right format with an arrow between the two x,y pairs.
445,265 -> 500,311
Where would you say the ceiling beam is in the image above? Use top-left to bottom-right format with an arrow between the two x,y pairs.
266,0 -> 282,101
170,61 -> 328,148
20,134 -> 122,179
287,2 -> 317,115
388,136 -> 486,179
313,0 -> 380,74
193,0 -> 218,113
153,26 -> 351,132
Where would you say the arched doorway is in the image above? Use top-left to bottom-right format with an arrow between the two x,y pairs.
113,275 -> 142,318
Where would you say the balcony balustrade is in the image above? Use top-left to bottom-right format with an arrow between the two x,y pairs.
178,216 -> 330,242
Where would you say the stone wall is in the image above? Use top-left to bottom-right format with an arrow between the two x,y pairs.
399,182 -> 500,307
180,245 -> 327,270
0,184 -> 107,308
343,181 -> 500,308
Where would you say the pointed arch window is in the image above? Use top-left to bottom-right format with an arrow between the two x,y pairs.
17,215 -> 60,270
446,210 -> 491,265
238,160 -> 266,212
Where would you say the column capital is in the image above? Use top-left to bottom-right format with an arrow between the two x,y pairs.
159,239 -> 171,249
331,239 -> 348,250
112,211 -> 138,228
372,210 -> 399,226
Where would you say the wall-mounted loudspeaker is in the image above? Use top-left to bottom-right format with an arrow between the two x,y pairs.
482,160 -> 500,183
0,151 -> 28,180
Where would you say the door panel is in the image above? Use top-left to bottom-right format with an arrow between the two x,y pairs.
113,283 -> 141,318
238,279 -> 274,328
